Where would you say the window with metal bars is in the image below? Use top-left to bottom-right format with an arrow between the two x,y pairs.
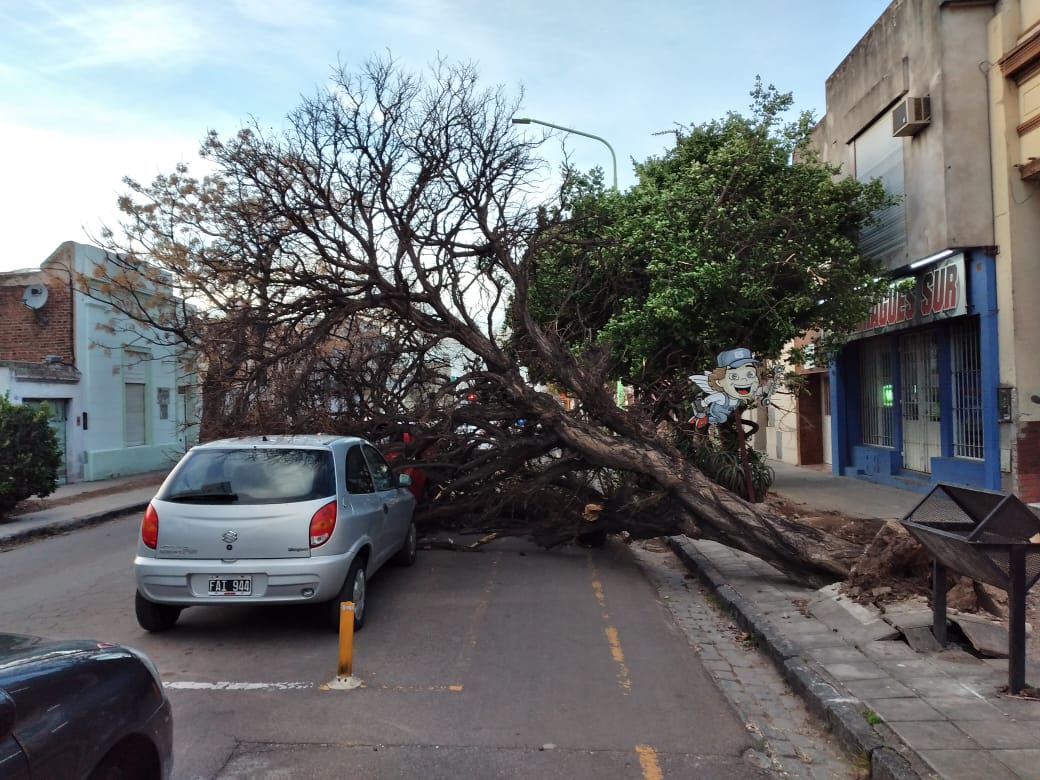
859,339 -> 894,447
950,318 -> 983,459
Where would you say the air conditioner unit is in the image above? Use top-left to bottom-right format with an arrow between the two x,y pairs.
892,96 -> 931,137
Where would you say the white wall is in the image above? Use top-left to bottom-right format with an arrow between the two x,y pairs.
63,243 -> 195,480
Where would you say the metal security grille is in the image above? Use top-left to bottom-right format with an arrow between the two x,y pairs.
900,330 -> 940,473
951,318 -> 983,459
860,339 -> 894,447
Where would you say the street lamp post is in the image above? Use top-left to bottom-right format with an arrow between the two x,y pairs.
511,117 -> 617,190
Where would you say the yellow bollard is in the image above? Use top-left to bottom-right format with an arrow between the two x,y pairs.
338,602 -> 355,678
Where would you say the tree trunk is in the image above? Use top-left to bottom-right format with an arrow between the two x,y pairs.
491,298 -> 859,587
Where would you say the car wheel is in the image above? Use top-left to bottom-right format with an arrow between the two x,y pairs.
329,557 -> 367,632
135,591 -> 182,632
393,519 -> 418,566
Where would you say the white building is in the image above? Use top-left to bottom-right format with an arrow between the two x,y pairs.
0,241 -> 198,483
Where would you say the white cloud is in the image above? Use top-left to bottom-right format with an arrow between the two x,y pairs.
0,118 -> 209,268
16,0 -> 207,72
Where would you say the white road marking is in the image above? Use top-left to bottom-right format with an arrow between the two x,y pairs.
165,681 -> 314,691
164,680 -> 465,692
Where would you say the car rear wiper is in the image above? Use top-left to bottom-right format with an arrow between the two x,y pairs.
166,490 -> 239,503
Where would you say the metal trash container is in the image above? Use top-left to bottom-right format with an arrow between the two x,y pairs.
900,483 -> 1040,694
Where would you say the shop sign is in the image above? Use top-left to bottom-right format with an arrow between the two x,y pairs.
855,253 -> 966,337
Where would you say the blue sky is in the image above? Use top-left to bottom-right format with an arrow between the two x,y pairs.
0,0 -> 892,272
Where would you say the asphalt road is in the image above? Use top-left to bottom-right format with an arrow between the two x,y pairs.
0,513 -> 821,779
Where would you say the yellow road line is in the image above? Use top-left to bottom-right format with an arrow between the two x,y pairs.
589,561 -> 633,692
363,683 -> 465,692
318,683 -> 464,692
635,744 -> 663,780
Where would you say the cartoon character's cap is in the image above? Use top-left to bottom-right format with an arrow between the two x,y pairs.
717,347 -> 759,369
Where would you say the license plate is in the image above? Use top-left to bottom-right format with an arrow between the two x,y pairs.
208,577 -> 252,595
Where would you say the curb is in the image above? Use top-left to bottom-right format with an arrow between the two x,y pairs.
667,537 -> 922,780
0,502 -> 151,548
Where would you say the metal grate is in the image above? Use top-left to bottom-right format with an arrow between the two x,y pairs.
900,330 -> 939,473
901,487 -> 976,531
911,532 -> 1014,589
951,318 -> 983,459
859,339 -> 894,447
901,483 -> 1040,694
902,484 -> 1040,591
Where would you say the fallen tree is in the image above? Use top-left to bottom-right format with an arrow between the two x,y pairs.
89,55 -> 891,587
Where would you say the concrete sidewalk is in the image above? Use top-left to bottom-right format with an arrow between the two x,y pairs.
768,459 -> 926,521
2,462 -> 1038,778
0,471 -> 167,547
674,459 -> 1040,780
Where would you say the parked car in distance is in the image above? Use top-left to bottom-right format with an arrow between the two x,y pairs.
0,632 -> 173,779
134,435 -> 418,633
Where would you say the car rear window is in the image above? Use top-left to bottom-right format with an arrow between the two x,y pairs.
159,448 -> 336,505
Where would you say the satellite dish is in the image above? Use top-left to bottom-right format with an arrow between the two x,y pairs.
22,284 -> 48,310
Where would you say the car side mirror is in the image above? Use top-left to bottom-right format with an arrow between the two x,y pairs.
397,473 -> 413,488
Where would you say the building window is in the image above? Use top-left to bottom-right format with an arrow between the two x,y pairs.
125,383 -> 146,446
860,339 -> 894,447
853,117 -> 906,265
124,349 -> 148,447
951,318 -> 983,459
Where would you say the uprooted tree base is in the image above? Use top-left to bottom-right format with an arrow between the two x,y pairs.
760,495 -> 1040,664
747,493 -> 1011,613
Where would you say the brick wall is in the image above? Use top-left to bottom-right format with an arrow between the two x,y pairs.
0,277 -> 74,362
1015,421 -> 1040,503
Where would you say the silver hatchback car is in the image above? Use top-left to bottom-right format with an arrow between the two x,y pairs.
134,435 -> 417,632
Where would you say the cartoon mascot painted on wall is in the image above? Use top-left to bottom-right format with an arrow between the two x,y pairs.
689,347 -> 772,429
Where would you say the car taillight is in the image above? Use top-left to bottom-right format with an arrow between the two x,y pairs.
141,503 -> 159,549
309,501 -> 337,548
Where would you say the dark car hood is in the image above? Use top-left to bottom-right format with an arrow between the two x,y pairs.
0,633 -> 171,780
0,633 -> 111,672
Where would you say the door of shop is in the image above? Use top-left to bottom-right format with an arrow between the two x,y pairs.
899,331 -> 940,473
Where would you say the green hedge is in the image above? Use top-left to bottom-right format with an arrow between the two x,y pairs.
0,395 -> 62,516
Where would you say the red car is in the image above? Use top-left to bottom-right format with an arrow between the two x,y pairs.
382,429 -> 430,501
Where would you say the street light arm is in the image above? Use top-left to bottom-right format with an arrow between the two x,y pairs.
511,116 -> 617,190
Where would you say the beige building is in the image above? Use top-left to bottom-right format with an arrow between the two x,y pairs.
989,0 -> 1040,500
766,0 -> 1040,501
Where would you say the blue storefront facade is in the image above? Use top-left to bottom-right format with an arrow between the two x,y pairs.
766,1 -> 1040,504
829,250 -> 1002,494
